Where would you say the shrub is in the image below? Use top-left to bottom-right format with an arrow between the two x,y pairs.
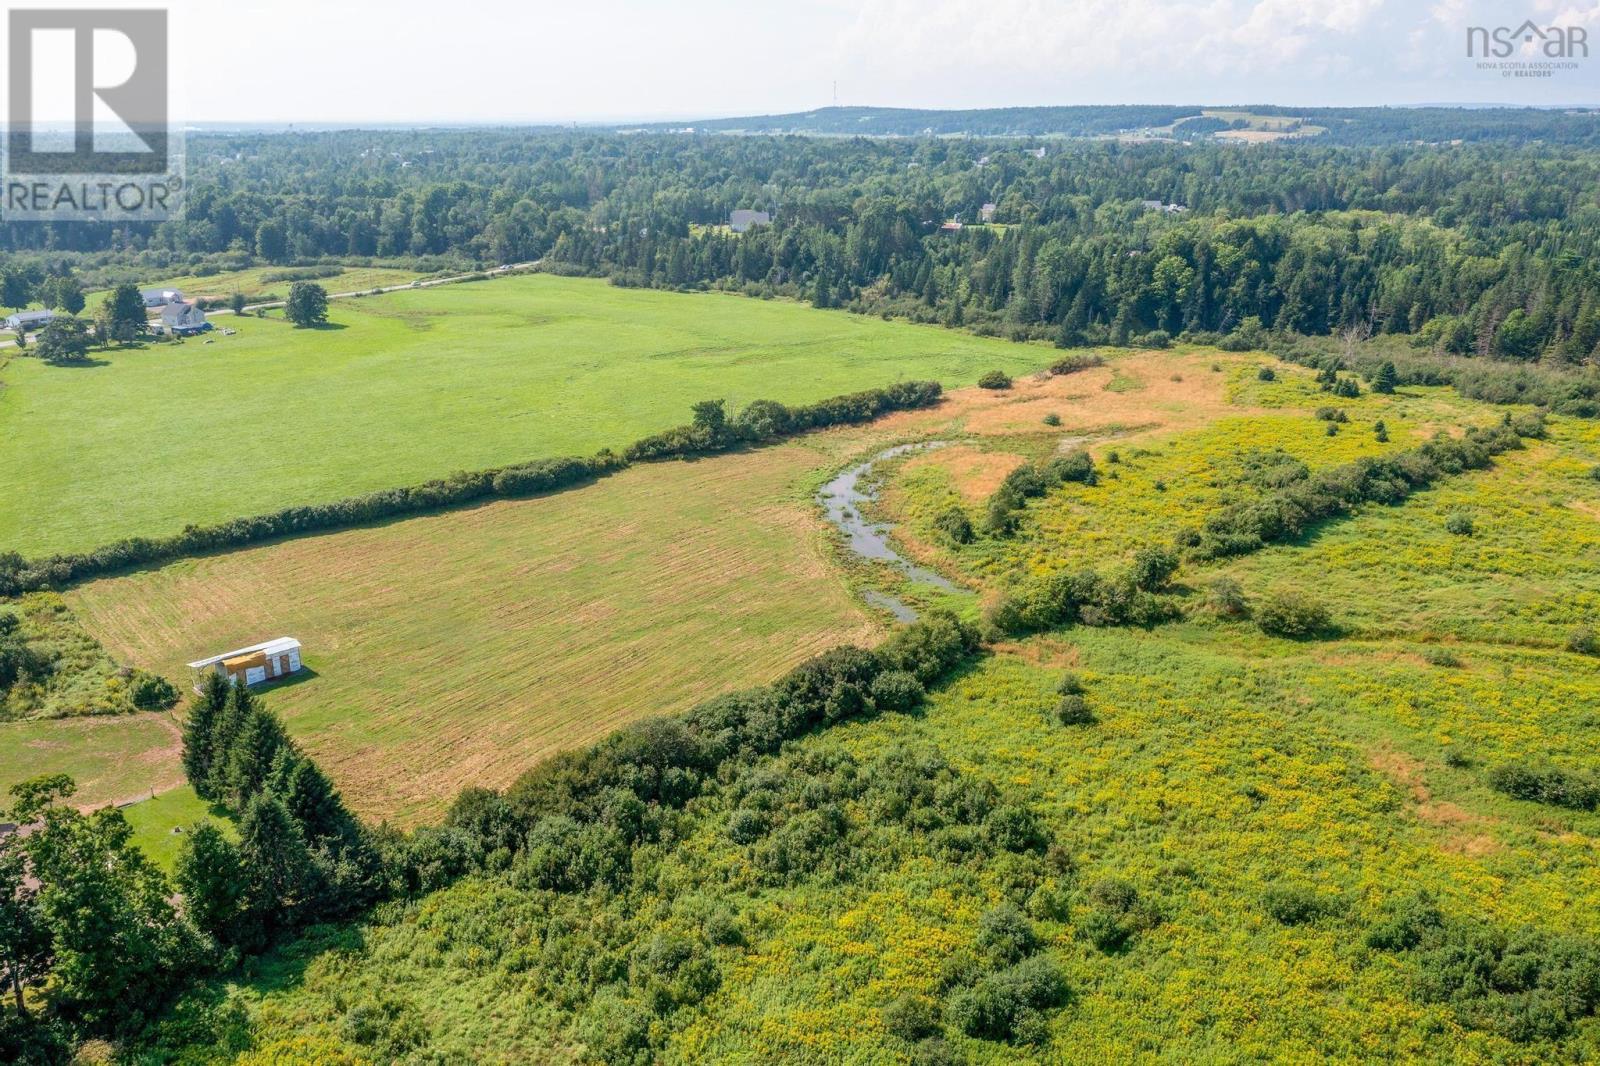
933,505 -> 974,545
1374,420 -> 1389,442
1590,465 -> 1600,482
1055,672 -> 1086,696
1129,546 -> 1179,592
1443,747 -> 1472,768
1042,412 -> 1061,426
985,804 -> 1047,853
1567,627 -> 1599,656
1089,877 -> 1138,913
1444,512 -> 1474,536
128,669 -> 180,711
1055,694 -> 1094,726
577,987 -> 654,1065
977,370 -> 1012,390
1364,892 -> 1444,952
946,956 -> 1068,1043
1048,353 -> 1104,376
1078,909 -> 1132,953
882,994 -> 941,1043
1202,578 -> 1249,619
1488,761 -> 1600,811
726,808 -> 767,845
870,670 -> 926,712
1255,590 -> 1331,639
1262,885 -> 1327,926
1422,646 -> 1461,668
1256,366 -> 1276,382
977,903 -> 1040,965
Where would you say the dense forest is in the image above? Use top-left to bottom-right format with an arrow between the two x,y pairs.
6,122 -> 1600,368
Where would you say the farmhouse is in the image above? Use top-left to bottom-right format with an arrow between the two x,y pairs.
979,203 -> 997,222
729,209 -> 770,233
4,309 -> 55,333
159,300 -> 211,336
188,637 -> 303,691
141,288 -> 184,308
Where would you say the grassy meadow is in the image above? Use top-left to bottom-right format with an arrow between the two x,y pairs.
0,273 -> 1043,557
0,711 -> 182,809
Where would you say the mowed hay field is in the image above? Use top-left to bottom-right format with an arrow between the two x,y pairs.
68,437 -> 888,824
0,273 -> 1043,556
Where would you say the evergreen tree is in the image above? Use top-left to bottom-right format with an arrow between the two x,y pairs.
237,794 -> 314,929
174,824 -> 248,948
1373,360 -> 1398,394
224,706 -> 290,806
181,672 -> 232,798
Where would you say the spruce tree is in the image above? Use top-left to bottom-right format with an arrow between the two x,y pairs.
223,706 -> 289,807
180,673 -> 232,798
175,824 -> 248,947
238,794 -> 314,929
1373,360 -> 1398,394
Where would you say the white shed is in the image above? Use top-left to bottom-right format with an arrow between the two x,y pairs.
187,637 -> 302,691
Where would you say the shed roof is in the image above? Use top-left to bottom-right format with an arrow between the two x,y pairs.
188,637 -> 300,669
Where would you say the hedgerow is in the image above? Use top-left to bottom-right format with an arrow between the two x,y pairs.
1180,422 -> 1528,560
0,380 -> 943,596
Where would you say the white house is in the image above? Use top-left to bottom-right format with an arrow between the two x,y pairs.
979,203 -> 997,223
159,301 -> 211,335
188,637 -> 303,691
141,288 -> 184,308
4,309 -> 55,333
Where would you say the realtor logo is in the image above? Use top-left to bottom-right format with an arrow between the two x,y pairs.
1467,20 -> 1590,60
3,8 -> 184,221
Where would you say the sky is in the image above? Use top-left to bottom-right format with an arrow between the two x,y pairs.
6,0 -> 1600,124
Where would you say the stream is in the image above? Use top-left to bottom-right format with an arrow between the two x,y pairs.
818,442 -> 960,622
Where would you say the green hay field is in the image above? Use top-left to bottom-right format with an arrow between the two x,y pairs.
0,274 -> 1043,557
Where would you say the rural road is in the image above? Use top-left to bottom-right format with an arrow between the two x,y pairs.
0,259 -> 542,348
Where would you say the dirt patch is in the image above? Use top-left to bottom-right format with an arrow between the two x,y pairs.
1571,499 -> 1600,522
1368,744 -> 1500,852
902,445 -> 1027,502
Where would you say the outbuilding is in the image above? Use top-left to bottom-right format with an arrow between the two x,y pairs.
5,309 -> 55,333
187,637 -> 303,691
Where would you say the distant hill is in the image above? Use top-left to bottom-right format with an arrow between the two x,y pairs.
625,104 -> 1600,145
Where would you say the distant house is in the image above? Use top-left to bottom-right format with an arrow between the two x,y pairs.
1140,200 -> 1189,214
159,300 -> 211,336
979,203 -> 997,223
4,309 -> 55,333
141,288 -> 184,308
939,221 -> 963,233
188,637 -> 303,691
729,209 -> 771,233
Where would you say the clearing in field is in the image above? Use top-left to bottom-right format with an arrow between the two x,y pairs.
0,273 -> 1043,557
